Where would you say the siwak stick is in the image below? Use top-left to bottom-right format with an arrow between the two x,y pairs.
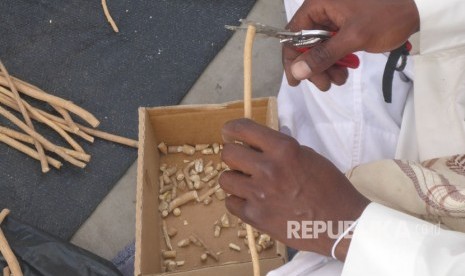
243,24 -> 260,276
0,61 -> 49,172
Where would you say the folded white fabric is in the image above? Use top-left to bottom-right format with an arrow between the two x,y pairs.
267,251 -> 343,276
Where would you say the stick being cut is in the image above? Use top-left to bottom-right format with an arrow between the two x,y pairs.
243,24 -> 260,276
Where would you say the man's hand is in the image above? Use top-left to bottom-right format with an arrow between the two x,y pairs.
284,0 -> 420,90
219,119 -> 370,260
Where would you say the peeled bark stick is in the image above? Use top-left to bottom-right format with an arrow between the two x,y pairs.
6,74 -> 100,127
190,234 -> 219,262
52,104 -> 80,133
198,185 -> 220,202
0,209 -> 23,276
0,106 -> 86,168
0,133 -> 63,169
183,161 -> 195,190
0,75 -> 100,127
162,220 -> 173,251
1,101 -> 95,143
0,126 -> 33,144
53,122 -> 95,149
78,125 -> 138,148
50,119 -> 95,143
243,24 -> 260,276
0,61 -> 49,173
102,0 -> 119,33
0,126 -> 91,162
36,109 -> 136,148
0,89 -> 85,153
168,191 -> 199,212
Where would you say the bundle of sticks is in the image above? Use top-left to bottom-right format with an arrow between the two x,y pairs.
0,61 -> 138,173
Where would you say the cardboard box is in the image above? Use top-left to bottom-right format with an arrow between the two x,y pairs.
135,97 -> 287,276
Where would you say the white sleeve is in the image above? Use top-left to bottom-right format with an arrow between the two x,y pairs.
342,203 -> 465,276
414,0 -> 465,54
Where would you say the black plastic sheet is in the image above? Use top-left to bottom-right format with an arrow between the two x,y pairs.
0,216 -> 121,276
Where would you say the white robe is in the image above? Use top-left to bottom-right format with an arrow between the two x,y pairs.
269,0 -> 465,275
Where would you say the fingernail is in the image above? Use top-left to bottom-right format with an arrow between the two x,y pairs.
291,61 -> 312,80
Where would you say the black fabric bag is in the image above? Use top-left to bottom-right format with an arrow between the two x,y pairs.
0,216 -> 121,276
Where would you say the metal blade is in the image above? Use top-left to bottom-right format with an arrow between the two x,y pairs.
225,19 -> 293,38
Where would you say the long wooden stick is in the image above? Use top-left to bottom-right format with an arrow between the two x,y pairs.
0,76 -> 135,147
37,109 -> 138,148
0,89 -> 94,144
38,110 -> 95,143
0,127 -> 91,162
78,125 -> 138,148
243,24 -> 260,276
0,62 -> 49,173
0,209 -> 23,276
0,75 -> 100,128
0,88 -> 86,153
0,133 -> 63,169
102,0 -> 119,33
0,105 -> 86,168
0,91 -> 134,150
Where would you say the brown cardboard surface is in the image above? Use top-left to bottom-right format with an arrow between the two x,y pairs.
136,98 -> 286,276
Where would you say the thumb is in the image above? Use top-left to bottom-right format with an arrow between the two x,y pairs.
290,32 -> 356,80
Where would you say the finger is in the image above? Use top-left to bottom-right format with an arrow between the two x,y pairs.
218,170 -> 256,200
221,143 -> 262,175
326,65 -> 348,86
306,71 -> 332,92
224,195 -> 247,219
222,118 -> 293,153
290,30 -> 358,80
282,46 -> 301,87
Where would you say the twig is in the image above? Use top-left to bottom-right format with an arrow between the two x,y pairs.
0,209 -> 23,276
0,89 -> 86,153
54,121 -> 95,143
38,111 -> 95,143
0,61 -> 49,172
102,0 -> 119,33
0,105 -> 86,168
0,91 -> 95,143
0,127 -> 91,162
243,24 -> 260,276
0,75 -> 100,127
0,91 -> 95,144
190,234 -> 219,262
37,109 -> 137,148
0,89 -> 94,146
78,125 -> 138,148
0,65 -> 136,171
0,133 -> 62,169
162,220 -> 173,250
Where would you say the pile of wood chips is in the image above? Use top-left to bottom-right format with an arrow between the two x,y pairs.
0,61 -> 138,173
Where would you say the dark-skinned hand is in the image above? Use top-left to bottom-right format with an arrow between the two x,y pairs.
219,119 -> 370,260
284,0 -> 420,91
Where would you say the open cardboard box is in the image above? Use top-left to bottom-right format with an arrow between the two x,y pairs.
135,97 -> 287,275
